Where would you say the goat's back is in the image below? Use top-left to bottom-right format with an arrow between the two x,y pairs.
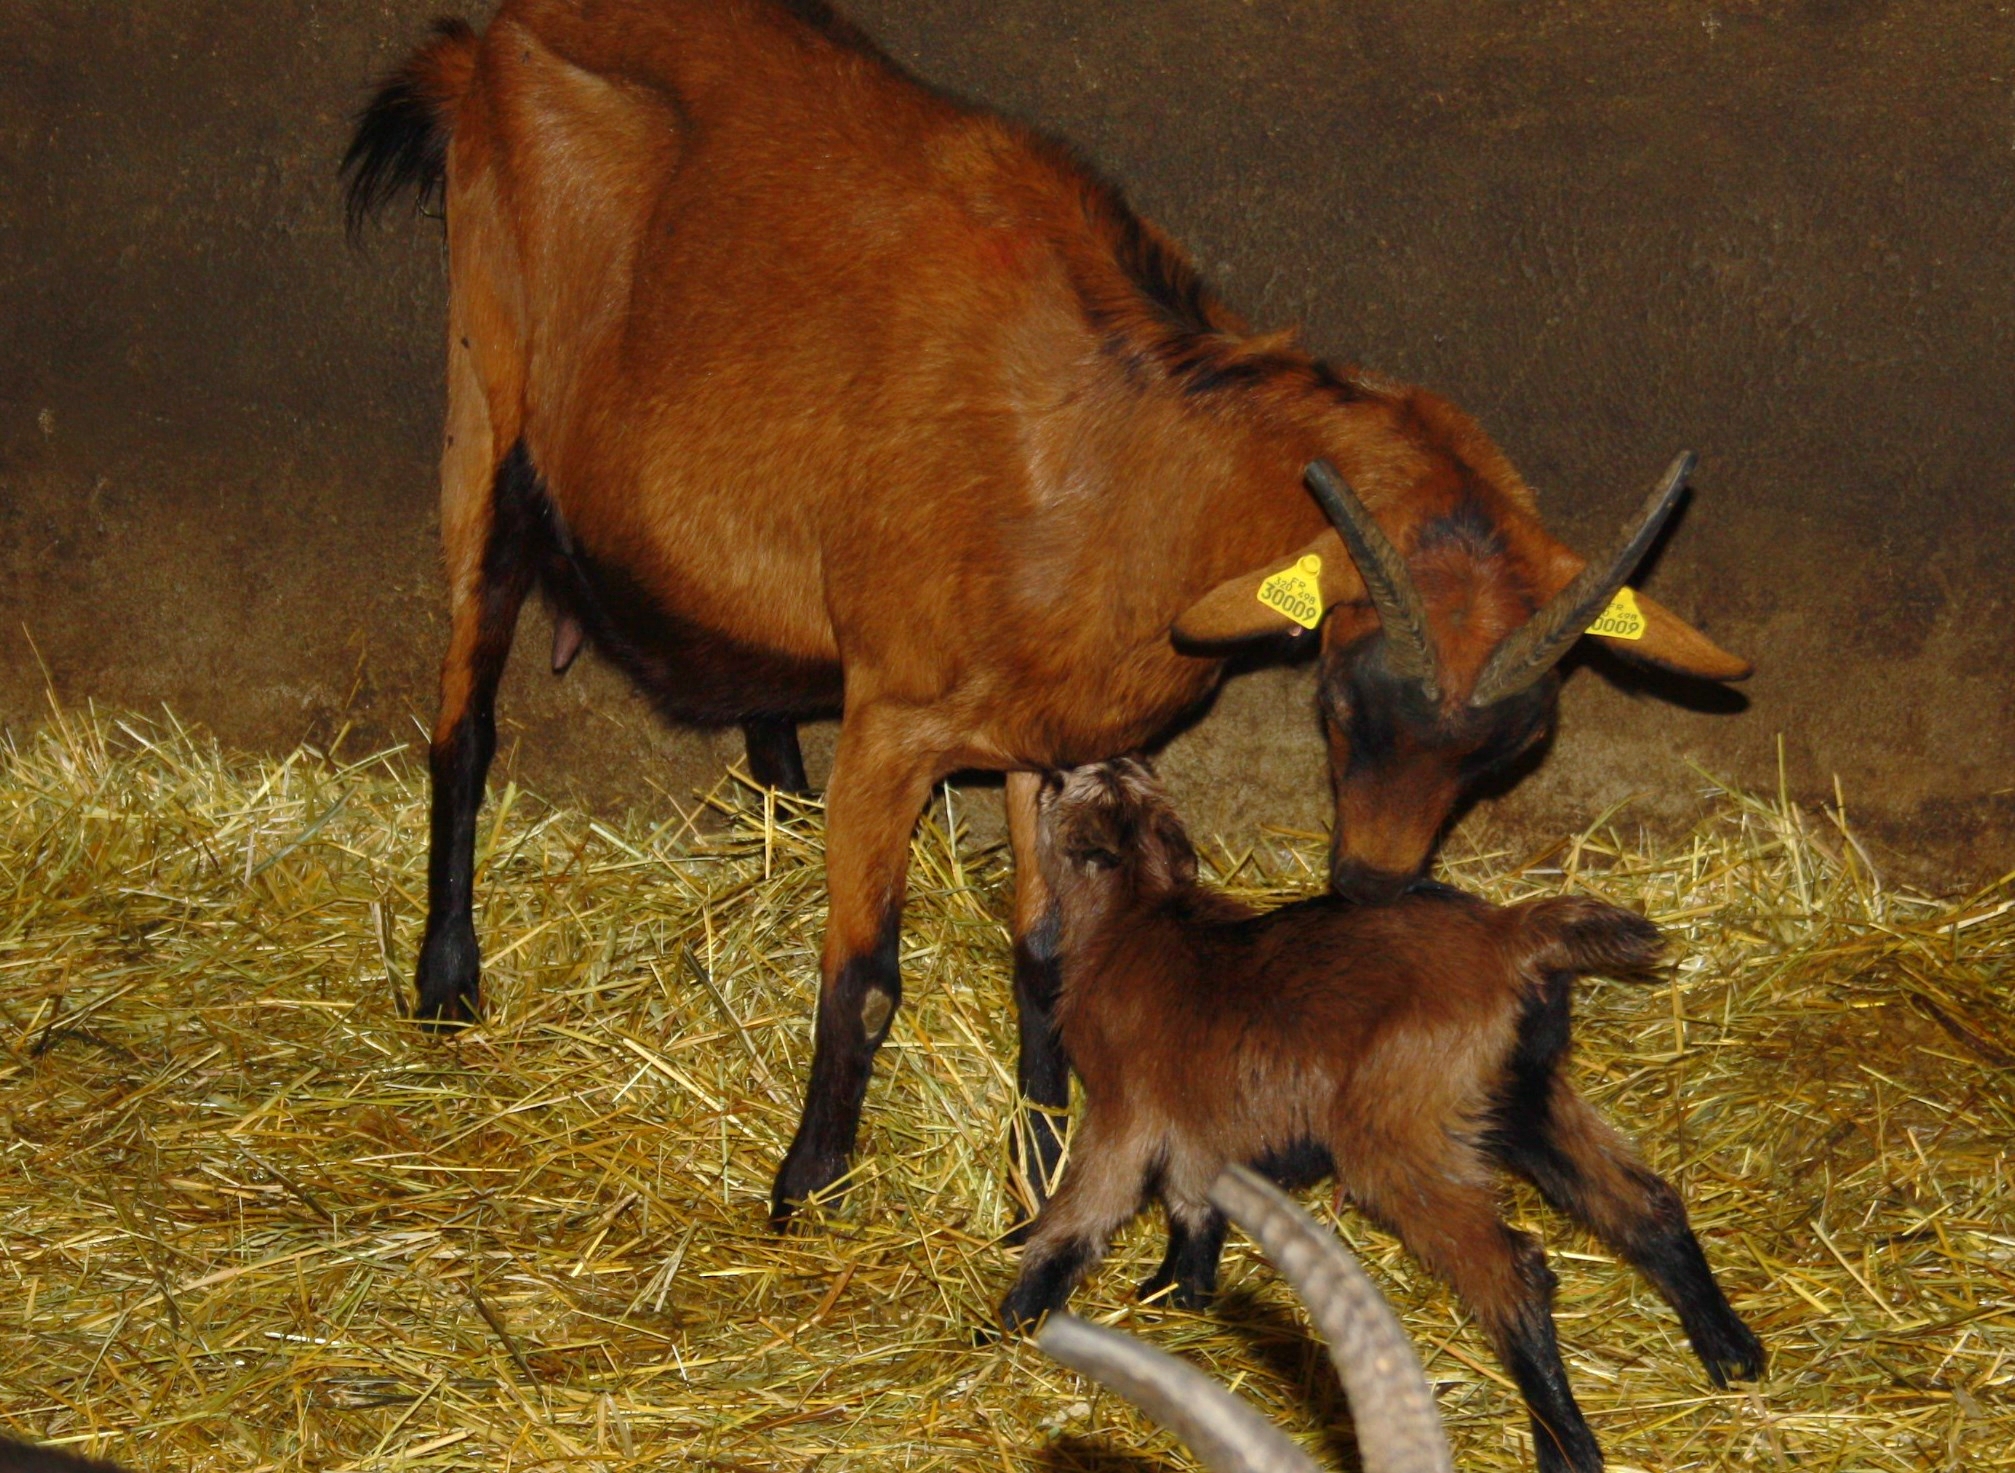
1061,888 -> 1656,1153
435,0 -> 1305,745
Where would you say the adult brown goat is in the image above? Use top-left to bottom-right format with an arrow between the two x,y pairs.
342,0 -> 1751,1227
1000,759 -> 1762,1473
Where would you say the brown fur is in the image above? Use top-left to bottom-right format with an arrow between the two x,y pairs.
343,0 -> 1751,1221
1004,760 -> 1763,1473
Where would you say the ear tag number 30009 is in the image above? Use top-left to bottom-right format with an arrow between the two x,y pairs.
1256,554 -> 1325,630
1585,586 -> 1648,641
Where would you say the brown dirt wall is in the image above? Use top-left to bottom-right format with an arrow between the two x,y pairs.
1,0 -> 2010,886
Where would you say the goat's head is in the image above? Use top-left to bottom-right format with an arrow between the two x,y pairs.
1176,419 -> 1749,904
1035,757 -> 1196,909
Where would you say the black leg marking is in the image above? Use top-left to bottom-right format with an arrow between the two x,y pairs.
1140,1208 -> 1228,1309
415,709 -> 494,1023
1493,1230 -> 1603,1473
1000,1236 -> 1102,1333
1008,905 -> 1070,1236
742,716 -> 810,794
1624,1180 -> 1765,1385
415,442 -> 539,1025
770,906 -> 902,1226
1487,980 -> 1762,1388
1502,1113 -> 1763,1383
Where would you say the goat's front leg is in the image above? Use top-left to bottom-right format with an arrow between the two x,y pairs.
1139,1205 -> 1229,1309
1000,1118 -> 1157,1332
415,430 -> 536,1025
770,711 -> 938,1226
1005,770 -> 1070,1235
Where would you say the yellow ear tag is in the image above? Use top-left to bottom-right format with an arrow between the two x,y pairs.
1585,586 -> 1648,641
1256,554 -> 1326,630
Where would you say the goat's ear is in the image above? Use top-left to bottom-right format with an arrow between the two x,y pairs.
1536,543 -> 1752,682
1146,808 -> 1197,889
1064,802 -> 1131,871
1171,531 -> 1368,646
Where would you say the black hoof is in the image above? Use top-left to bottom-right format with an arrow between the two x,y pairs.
998,1245 -> 1087,1335
997,1289 -> 1048,1337
414,921 -> 482,1028
770,1144 -> 850,1230
1692,1317 -> 1766,1386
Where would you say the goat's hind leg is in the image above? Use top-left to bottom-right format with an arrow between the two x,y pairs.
416,433 -> 539,1025
1350,1156 -> 1602,1473
1494,1077 -> 1763,1384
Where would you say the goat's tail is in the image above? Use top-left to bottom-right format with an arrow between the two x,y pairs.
341,17 -> 479,241
1511,894 -> 1664,982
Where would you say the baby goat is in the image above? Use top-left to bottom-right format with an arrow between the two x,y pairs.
1000,759 -> 1763,1473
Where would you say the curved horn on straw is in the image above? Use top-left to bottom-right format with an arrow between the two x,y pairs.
1303,461 -> 1441,704
1467,450 -> 1697,709
1209,1166 -> 1455,1473
1036,1314 -> 1323,1473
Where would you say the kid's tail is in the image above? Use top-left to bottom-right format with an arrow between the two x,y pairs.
1513,895 -> 1664,982
341,17 -> 479,240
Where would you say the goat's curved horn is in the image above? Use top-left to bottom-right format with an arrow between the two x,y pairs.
1467,451 -> 1696,709
1304,461 -> 1441,704
1036,1314 -> 1323,1473
1210,1166 -> 1455,1473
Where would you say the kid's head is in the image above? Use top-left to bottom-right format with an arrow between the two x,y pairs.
1035,758 -> 1197,905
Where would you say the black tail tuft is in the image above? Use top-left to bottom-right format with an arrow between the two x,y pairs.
341,17 -> 475,242
1515,895 -> 1665,982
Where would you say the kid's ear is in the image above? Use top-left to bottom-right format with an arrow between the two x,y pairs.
1172,532 -> 1368,646
1146,807 -> 1197,889
1065,802 -> 1130,870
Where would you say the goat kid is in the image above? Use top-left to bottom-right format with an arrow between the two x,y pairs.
344,0 -> 1750,1227
1002,759 -> 1763,1473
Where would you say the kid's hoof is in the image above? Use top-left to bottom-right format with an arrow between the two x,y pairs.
1693,1319 -> 1766,1386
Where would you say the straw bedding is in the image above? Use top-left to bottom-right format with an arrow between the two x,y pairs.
0,705 -> 2009,1472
